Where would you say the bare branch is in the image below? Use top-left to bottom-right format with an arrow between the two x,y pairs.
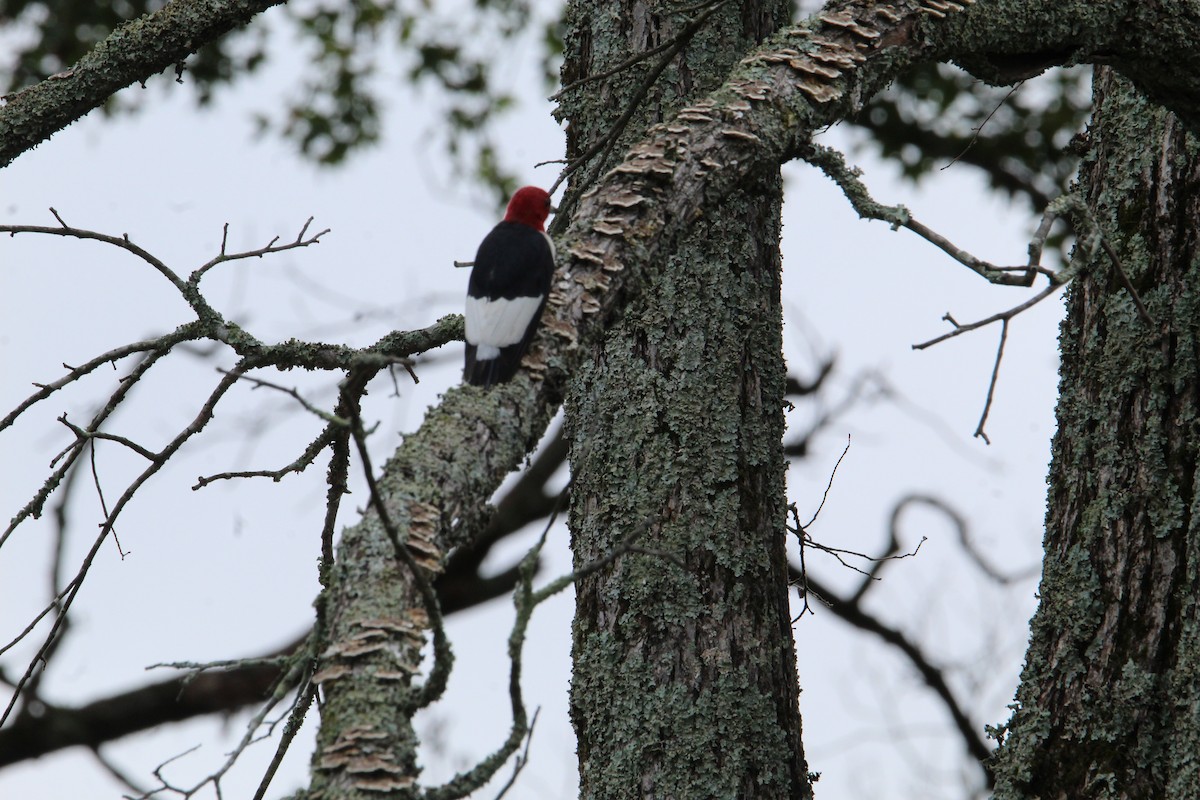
0,324 -> 206,436
795,567 -> 995,787
188,217 -> 329,285
801,143 -> 1052,287
913,274 -> 1063,352
86,438 -> 129,559
250,678 -> 321,800
218,368 -> 351,426
192,424 -> 341,489
802,435 -> 852,529
57,413 -> 158,461
940,82 -> 1026,173
0,580 -> 75,659
898,190 -> 1109,439
491,708 -> 540,800
973,318 -> 1009,444
1,216 -> 195,305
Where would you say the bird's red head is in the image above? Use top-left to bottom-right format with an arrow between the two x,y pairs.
504,186 -> 554,231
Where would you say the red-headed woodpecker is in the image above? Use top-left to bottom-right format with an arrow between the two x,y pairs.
463,186 -> 556,387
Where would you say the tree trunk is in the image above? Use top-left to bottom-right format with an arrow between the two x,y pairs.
559,2 -> 810,798
992,67 -> 1200,799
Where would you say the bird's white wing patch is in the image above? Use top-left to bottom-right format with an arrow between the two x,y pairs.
465,295 -> 543,357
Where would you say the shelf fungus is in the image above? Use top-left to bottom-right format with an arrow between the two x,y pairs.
820,12 -> 882,41
797,80 -> 845,104
545,317 -> 579,345
568,242 -> 608,266
721,127 -> 762,143
789,58 -> 841,80
606,188 -> 648,208
592,219 -> 625,236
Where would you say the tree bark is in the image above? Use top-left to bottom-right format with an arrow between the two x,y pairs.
0,0 -> 287,167
992,67 -> 1200,799
13,0 -> 1200,794
559,2 -> 810,798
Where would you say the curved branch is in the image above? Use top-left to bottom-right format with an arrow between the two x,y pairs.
796,568 -> 995,787
0,638 -> 297,767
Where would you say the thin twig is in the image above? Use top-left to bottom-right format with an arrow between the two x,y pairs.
189,217 -> 329,285
249,638 -> 321,800
802,144 -> 1056,287
491,708 -> 541,800
87,437 -> 128,558
218,368 -> 350,426
912,279 -> 1060,350
973,319 -> 1009,444
250,682 -> 319,800
940,82 -> 1024,172
804,533 -> 926,579
58,414 -> 157,461
193,424 -> 340,489
0,324 -> 205,436
803,435 -> 851,528
0,214 -> 202,311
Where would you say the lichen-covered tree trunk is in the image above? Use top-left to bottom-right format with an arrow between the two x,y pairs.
993,67 -> 1200,798
559,2 -> 810,798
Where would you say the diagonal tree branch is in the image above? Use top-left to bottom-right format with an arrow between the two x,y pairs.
0,640 -> 295,767
0,0 -> 287,167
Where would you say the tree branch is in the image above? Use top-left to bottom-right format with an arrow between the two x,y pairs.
0,639 -> 297,767
795,568 -> 995,787
10,0 -> 1200,789
0,0 -> 288,167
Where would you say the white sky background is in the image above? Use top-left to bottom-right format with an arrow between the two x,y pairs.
0,2 -> 1065,798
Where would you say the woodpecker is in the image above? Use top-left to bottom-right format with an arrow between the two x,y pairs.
463,186 -> 556,387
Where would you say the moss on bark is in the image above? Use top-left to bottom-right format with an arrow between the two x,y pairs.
992,68 -> 1200,800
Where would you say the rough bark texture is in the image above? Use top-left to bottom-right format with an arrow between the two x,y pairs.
304,381 -> 559,799
559,2 -> 810,798
12,0 -> 1200,794
992,68 -> 1200,799
0,0 -> 287,166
